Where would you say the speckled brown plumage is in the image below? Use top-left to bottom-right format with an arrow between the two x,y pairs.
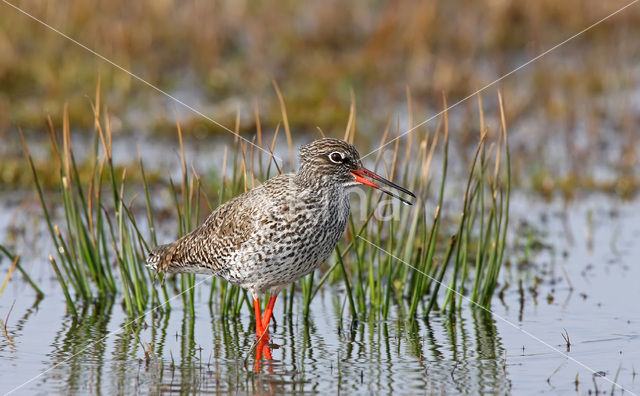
146,137 -> 415,325
147,138 -> 364,299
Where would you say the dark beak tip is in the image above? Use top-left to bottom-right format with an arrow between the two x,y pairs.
402,196 -> 416,206
354,167 -> 416,205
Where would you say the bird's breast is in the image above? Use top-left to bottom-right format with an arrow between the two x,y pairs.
263,189 -> 349,263
223,185 -> 352,293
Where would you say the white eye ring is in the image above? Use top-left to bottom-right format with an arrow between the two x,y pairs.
329,151 -> 345,164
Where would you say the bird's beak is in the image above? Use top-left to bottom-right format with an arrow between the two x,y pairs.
350,168 -> 416,205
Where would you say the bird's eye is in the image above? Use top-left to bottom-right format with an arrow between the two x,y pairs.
329,151 -> 344,164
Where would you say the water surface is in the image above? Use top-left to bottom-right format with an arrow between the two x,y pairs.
1,194 -> 639,394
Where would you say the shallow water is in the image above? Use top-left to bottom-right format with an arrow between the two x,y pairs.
1,193 -> 639,394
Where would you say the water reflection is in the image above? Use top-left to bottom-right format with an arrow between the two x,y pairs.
35,292 -> 510,394
47,298 -> 115,393
0,296 -> 42,357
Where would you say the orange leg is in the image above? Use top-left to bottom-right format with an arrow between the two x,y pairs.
253,298 -> 264,336
253,296 -> 276,373
261,294 -> 278,330
253,296 -> 273,373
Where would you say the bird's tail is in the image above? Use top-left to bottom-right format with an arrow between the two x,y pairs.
146,242 -> 178,273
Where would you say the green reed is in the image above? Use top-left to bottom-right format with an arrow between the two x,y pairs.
21,83 -> 509,322
336,92 -> 511,320
20,84 -> 163,315
0,244 -> 43,298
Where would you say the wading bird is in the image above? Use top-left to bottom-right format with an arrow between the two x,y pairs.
147,138 -> 415,339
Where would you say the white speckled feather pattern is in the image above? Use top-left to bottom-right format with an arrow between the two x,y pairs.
147,138 -> 360,298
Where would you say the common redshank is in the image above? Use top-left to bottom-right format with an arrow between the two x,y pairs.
146,138 -> 415,337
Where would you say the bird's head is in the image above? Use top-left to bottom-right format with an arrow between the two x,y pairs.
297,138 -> 415,205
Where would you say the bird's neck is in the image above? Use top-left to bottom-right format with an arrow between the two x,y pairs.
294,166 -> 344,195
294,166 -> 324,188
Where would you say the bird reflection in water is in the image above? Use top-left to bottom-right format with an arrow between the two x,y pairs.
253,334 -> 273,373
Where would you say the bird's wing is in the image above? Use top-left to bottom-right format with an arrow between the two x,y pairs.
149,176 -> 297,274
158,189 -> 262,274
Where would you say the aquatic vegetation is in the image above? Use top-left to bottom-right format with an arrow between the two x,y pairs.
0,244 -> 42,298
20,84 -> 510,321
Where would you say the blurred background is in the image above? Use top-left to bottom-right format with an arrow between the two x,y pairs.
1,1 -> 640,394
1,0 -> 639,197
